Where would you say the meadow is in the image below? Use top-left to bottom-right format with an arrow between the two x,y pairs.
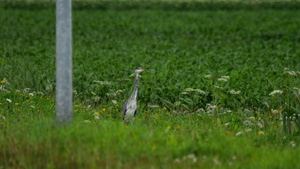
1,1 -> 300,168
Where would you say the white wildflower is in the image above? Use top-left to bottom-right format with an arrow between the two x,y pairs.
293,87 -> 300,95
293,87 -> 300,91
204,75 -> 212,78
185,88 -> 194,92
290,141 -> 296,147
112,100 -> 117,105
115,90 -> 124,94
129,74 -> 141,78
45,83 -> 53,91
245,128 -> 252,132
184,88 -> 205,94
174,101 -> 181,107
243,120 -> 251,126
196,108 -> 205,112
94,116 -> 99,120
269,90 -> 283,96
284,67 -> 289,71
187,154 -> 197,163
83,120 -> 91,123
29,93 -> 34,96
23,88 -> 30,93
235,131 -> 242,136
214,85 -> 223,89
226,110 -> 232,113
257,122 -> 263,128
287,71 -> 297,76
221,76 -> 230,80
92,96 -> 100,102
213,158 -> 222,166
249,116 -> 255,120
106,93 -> 116,97
195,89 -> 205,94
263,102 -> 269,108
244,109 -> 251,113
229,90 -> 241,95
37,92 -> 44,95
224,123 -> 230,126
207,105 -> 217,111
30,105 -> 35,109
6,99 -> 12,103
217,78 -> 228,82
93,80 -> 111,85
174,158 -> 181,163
148,104 -> 160,108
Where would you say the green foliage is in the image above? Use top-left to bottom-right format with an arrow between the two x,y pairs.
1,3 -> 300,110
1,1 -> 300,168
0,90 -> 300,168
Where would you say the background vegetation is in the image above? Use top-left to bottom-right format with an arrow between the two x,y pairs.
0,0 -> 300,168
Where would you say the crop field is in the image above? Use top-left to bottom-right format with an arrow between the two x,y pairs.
1,1 -> 300,168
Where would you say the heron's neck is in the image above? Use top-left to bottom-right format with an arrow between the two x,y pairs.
130,72 -> 139,100
135,72 -> 139,89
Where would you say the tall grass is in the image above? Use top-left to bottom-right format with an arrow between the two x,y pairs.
0,1 -> 300,168
0,80 -> 299,168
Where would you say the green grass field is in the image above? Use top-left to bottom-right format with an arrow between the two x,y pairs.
1,1 -> 300,168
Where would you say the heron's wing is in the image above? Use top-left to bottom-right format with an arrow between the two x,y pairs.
122,103 -> 127,120
134,105 -> 138,117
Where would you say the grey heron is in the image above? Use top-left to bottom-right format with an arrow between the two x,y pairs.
122,67 -> 148,123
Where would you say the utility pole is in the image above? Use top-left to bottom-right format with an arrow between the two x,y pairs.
56,0 -> 72,125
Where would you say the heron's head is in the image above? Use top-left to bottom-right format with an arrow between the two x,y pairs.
135,67 -> 148,73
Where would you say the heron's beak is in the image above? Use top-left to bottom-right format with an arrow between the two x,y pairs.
141,68 -> 149,71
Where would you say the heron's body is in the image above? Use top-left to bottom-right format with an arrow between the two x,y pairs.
122,99 -> 137,122
122,67 -> 148,123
